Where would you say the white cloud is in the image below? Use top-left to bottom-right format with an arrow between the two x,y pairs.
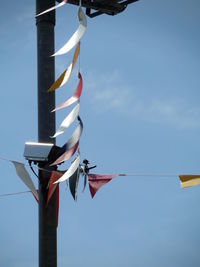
85,71 -> 200,129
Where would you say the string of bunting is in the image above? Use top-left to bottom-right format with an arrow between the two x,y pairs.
0,156 -> 199,200
44,0 -> 87,204
1,3 -> 199,229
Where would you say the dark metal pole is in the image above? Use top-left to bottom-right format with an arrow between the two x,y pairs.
36,1 -> 57,267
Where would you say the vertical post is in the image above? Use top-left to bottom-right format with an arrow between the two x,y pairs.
36,1 -> 57,267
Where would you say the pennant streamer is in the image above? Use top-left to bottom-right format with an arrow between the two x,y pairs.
54,154 -> 80,183
88,174 -> 125,198
52,72 -> 83,112
12,161 -> 38,201
179,175 -> 200,188
52,7 -> 87,56
51,141 -> 79,166
69,168 -> 80,201
48,43 -> 80,92
47,171 -> 63,206
53,116 -> 83,163
51,102 -> 80,138
36,0 -> 67,17
56,185 -> 59,227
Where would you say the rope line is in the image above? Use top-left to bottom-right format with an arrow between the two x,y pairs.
0,156 -> 196,177
0,190 -> 31,198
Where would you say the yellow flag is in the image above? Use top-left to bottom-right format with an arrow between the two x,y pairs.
48,42 -> 80,93
179,175 -> 200,188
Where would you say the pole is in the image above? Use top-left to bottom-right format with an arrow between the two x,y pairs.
36,1 -> 57,267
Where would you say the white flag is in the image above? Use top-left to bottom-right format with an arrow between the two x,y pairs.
12,161 -> 38,200
52,7 -> 87,56
52,102 -> 80,138
54,154 -> 80,183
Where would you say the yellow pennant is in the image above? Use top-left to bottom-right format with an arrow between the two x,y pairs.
179,175 -> 200,188
48,42 -> 80,93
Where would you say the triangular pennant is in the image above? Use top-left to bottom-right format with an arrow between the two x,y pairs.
51,117 -> 83,165
36,0 -> 67,17
12,161 -> 38,201
50,141 -> 79,166
52,7 -> 86,56
47,171 -> 63,206
179,175 -> 200,188
52,72 -> 83,112
51,102 -> 80,138
88,174 -> 125,198
48,43 -> 80,92
54,154 -> 80,184
69,168 -> 80,201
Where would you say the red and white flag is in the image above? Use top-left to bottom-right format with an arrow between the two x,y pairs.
52,72 -> 83,112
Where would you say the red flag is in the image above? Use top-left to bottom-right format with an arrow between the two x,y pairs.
52,72 -> 83,112
88,174 -> 125,198
47,171 -> 63,206
56,185 -> 59,228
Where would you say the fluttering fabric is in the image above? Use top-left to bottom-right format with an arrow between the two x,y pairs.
47,171 -> 63,206
56,185 -> 59,227
51,116 -> 83,166
12,161 -> 38,201
51,102 -> 80,138
50,141 -> 79,166
36,0 -> 67,17
52,7 -> 87,56
69,168 -> 80,201
52,72 -> 83,112
48,43 -> 80,92
46,172 -> 62,227
88,174 -> 125,198
179,175 -> 200,188
58,116 -> 83,152
54,154 -> 80,183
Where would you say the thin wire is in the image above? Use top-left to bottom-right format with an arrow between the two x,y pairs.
121,174 -> 178,177
0,155 -> 195,178
0,190 -> 31,198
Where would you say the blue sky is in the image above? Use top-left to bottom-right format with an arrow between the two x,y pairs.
0,0 -> 200,266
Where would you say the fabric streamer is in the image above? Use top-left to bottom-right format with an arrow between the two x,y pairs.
52,6 -> 87,56
52,116 -> 83,165
54,154 -> 81,184
36,0 -> 67,17
48,43 -> 80,92
51,102 -> 80,138
88,174 -> 125,198
52,72 -> 83,112
59,116 -> 83,150
12,161 -> 38,201
69,168 -> 80,201
56,185 -> 59,227
50,116 -> 83,166
179,175 -> 200,188
47,171 -> 63,206
51,141 -> 79,166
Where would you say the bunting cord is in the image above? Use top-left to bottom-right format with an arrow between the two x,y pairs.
0,155 -> 189,178
0,190 -> 31,198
